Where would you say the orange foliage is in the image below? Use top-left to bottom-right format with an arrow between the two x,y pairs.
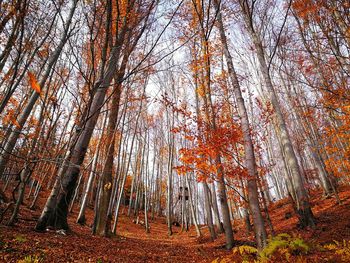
292,0 -> 350,180
27,72 -> 41,94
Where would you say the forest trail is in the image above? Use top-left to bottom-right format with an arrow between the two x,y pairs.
1,1 -> 349,262
0,187 -> 227,262
1,0 -> 350,261
2,186 -> 350,262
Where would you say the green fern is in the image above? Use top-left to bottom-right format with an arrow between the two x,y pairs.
233,245 -> 258,255
14,235 -> 27,243
324,240 -> 350,261
259,233 -> 309,261
260,240 -> 287,260
213,233 -> 310,263
17,255 -> 41,263
289,237 -> 310,253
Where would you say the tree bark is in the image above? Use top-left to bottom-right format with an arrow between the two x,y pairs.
214,0 -> 267,247
0,0 -> 78,178
239,0 -> 315,228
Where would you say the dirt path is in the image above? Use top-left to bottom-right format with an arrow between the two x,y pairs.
2,187 -> 350,262
0,205 -> 227,262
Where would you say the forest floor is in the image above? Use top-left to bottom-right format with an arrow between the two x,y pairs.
1,186 -> 350,262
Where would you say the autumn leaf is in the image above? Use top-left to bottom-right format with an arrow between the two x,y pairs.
28,72 -> 41,93
3,109 -> 21,129
12,119 -> 21,129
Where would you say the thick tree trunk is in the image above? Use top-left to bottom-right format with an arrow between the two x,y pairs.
35,149 -> 73,231
239,1 -> 315,228
94,84 -> 122,236
213,0 -> 266,248
35,41 -> 124,231
215,157 -> 235,249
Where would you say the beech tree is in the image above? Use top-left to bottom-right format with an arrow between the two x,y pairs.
1,0 -> 350,258
35,0 -> 158,231
213,0 -> 267,248
0,0 -> 78,179
237,0 -> 315,228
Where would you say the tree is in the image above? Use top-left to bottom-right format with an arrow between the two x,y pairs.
35,0 -> 158,231
238,0 -> 315,228
213,0 -> 267,248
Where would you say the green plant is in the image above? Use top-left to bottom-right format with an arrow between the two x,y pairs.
212,233 -> 310,263
14,235 -> 27,243
212,244 -> 259,263
259,233 -> 309,262
324,240 -> 350,262
17,255 -> 41,263
233,245 -> 258,263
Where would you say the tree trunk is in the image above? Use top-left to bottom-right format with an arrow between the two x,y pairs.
186,174 -> 201,237
35,40 -> 125,231
211,182 -> 224,234
0,0 -> 78,178
214,0 -> 267,248
239,0 -> 315,228
76,135 -> 102,224
203,182 -> 216,240
94,84 -> 122,236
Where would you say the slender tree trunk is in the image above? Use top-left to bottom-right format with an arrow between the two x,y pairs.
166,106 -> 174,236
7,165 -> 33,225
113,93 -> 144,233
143,135 -> 150,233
214,0 -> 267,247
203,182 -> 216,240
186,174 -> 201,237
94,84 -> 122,236
211,182 -> 224,234
258,36 -> 315,227
76,127 -> 104,224
0,0 -> 78,178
